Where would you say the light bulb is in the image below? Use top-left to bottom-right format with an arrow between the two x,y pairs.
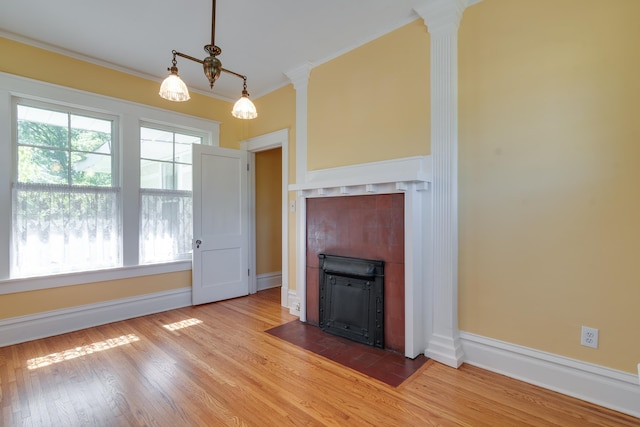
231,95 -> 257,119
159,73 -> 190,102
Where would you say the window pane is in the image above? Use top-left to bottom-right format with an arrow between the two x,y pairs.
175,164 -> 192,191
139,189 -> 192,264
17,115 -> 69,149
71,152 -> 113,186
18,104 -> 68,125
141,127 -> 172,143
141,128 -> 174,161
175,133 -> 201,145
18,146 -> 69,184
70,114 -> 112,134
70,114 -> 113,153
141,140 -> 173,162
174,142 -> 192,164
141,159 -> 174,189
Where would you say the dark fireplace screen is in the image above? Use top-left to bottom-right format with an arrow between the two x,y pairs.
318,254 -> 384,348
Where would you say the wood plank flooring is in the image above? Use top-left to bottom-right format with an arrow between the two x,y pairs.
0,288 -> 637,426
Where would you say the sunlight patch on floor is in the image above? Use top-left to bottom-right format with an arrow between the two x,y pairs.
163,318 -> 203,331
27,334 -> 140,369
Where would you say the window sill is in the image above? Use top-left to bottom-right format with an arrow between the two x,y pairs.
0,260 -> 192,295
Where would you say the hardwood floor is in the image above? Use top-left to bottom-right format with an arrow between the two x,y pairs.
1,288 -> 637,426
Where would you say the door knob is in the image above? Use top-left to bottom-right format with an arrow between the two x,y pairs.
195,239 -> 202,248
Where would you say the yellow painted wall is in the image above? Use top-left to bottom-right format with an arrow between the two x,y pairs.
307,20 -> 430,170
0,271 -> 191,318
0,37 -> 243,149
459,0 -> 640,373
248,85 -> 296,184
255,148 -> 282,275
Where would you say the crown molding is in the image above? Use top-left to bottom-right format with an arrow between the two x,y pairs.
414,0 -> 483,34
285,63 -> 312,90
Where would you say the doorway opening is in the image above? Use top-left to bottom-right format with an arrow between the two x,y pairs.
255,147 -> 282,291
242,129 -> 290,309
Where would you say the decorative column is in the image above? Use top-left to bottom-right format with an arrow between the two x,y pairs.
285,64 -> 311,320
415,0 -> 477,368
285,64 -> 311,185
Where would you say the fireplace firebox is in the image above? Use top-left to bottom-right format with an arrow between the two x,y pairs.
318,254 -> 384,348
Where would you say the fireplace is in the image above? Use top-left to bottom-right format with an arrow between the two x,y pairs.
293,156 -> 459,363
319,254 -> 384,348
305,193 -> 405,353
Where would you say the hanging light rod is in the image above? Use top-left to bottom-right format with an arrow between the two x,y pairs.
159,0 -> 257,119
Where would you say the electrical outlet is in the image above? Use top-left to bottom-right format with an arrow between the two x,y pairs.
580,326 -> 599,349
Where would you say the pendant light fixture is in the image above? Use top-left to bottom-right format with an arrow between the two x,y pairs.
159,0 -> 257,119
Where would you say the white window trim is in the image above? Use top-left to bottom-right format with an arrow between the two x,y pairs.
0,72 -> 220,295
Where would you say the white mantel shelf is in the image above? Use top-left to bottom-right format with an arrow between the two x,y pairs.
289,156 -> 431,194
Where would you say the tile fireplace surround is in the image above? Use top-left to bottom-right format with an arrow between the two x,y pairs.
291,156 -> 437,359
306,194 -> 405,353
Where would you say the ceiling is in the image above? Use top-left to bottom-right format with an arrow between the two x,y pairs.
0,0 -> 433,102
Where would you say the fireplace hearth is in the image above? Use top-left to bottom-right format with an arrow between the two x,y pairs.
319,254 -> 384,348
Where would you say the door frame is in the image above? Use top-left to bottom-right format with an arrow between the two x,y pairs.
241,129 -> 289,308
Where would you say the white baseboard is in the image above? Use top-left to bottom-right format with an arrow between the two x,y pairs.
0,287 -> 192,347
460,331 -> 640,419
426,333 -> 465,368
257,271 -> 282,291
288,289 -> 301,317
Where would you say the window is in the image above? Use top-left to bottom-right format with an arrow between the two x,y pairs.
139,125 -> 202,263
1,73 -> 219,285
12,102 -> 121,277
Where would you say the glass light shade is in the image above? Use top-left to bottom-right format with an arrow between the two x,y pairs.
231,95 -> 257,119
159,73 -> 191,102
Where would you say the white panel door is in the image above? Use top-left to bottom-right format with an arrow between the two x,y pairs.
192,145 -> 248,305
